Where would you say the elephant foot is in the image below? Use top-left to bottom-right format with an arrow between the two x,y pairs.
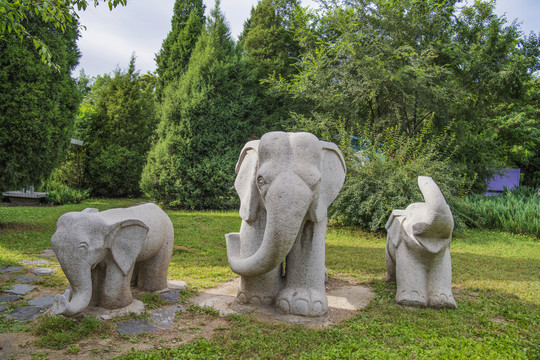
396,290 -> 427,308
276,287 -> 328,317
428,293 -> 457,309
237,291 -> 273,306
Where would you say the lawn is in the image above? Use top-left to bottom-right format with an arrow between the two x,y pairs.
0,199 -> 538,359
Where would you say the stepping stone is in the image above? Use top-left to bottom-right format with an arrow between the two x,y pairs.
30,267 -> 55,276
5,284 -> 34,295
160,290 -> 180,303
28,296 -> 54,307
0,266 -> 22,273
150,305 -> 185,329
42,250 -> 55,254
15,275 -> 42,284
0,295 -> 20,303
20,259 -> 52,266
0,306 -> 7,312
7,306 -> 48,321
116,319 -> 158,335
167,280 -> 188,290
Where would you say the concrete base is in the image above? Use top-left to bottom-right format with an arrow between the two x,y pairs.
190,278 -> 374,326
83,299 -> 145,320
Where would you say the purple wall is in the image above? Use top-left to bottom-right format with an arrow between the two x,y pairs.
485,168 -> 520,196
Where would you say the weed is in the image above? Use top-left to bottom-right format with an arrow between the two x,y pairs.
33,315 -> 110,349
67,344 -> 80,354
141,293 -> 167,309
186,304 -> 220,317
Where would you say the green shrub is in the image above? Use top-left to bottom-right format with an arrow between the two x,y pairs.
40,178 -> 90,205
459,186 -> 540,237
330,122 -> 475,231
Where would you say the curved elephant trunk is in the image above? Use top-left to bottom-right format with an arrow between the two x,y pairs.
227,173 -> 313,277
412,176 -> 454,247
52,267 -> 92,316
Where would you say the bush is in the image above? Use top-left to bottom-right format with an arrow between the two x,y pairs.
329,122 -> 475,231
458,186 -> 539,237
41,179 -> 90,205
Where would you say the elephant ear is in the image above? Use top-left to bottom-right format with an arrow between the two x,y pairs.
234,140 -> 260,222
104,220 -> 149,276
309,141 -> 347,223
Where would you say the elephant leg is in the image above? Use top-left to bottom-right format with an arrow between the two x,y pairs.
99,260 -> 134,309
427,248 -> 457,308
385,242 -> 396,282
238,268 -> 283,306
276,220 -> 328,317
395,244 -> 428,307
136,231 -> 173,292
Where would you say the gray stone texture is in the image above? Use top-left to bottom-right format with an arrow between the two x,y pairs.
116,319 -> 158,335
160,290 -> 180,303
151,305 -> 185,329
226,132 -> 346,317
5,284 -> 34,295
20,259 -> 52,266
15,275 -> 42,284
29,268 -> 55,276
0,295 -> 20,303
50,203 -> 174,317
385,176 -> 457,309
0,266 -> 22,273
28,296 -> 55,307
7,306 -> 48,321
0,305 -> 7,312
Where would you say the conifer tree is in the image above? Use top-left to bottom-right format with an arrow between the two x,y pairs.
0,10 -> 80,191
239,0 -> 300,131
79,55 -> 158,197
155,0 -> 206,101
141,0 -> 260,209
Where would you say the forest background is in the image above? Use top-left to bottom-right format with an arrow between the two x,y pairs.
1,0 -> 539,232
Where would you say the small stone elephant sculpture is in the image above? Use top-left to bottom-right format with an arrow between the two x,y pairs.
51,203 -> 174,316
226,132 -> 346,317
385,176 -> 457,309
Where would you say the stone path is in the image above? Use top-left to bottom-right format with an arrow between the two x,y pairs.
0,255 -> 188,335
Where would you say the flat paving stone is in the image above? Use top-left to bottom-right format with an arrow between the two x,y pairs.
15,275 -> 42,284
7,306 -> 48,321
29,267 -> 55,276
28,296 -> 54,307
42,250 -> 55,254
160,290 -> 180,303
20,259 -> 53,266
116,319 -> 158,335
0,295 -> 20,303
0,266 -> 22,273
150,305 -> 185,329
0,305 -> 7,312
5,284 -> 34,295
167,280 -> 188,290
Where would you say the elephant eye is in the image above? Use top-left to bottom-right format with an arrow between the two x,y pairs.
78,243 -> 89,250
257,176 -> 265,186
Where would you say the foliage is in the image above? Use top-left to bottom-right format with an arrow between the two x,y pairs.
270,0 -> 540,190
40,178 -> 90,205
141,1 -> 261,209
155,0 -> 206,101
78,55 -> 158,197
140,293 -> 167,310
458,187 -> 540,237
329,120 -> 475,231
33,315 -> 110,349
0,8 -> 80,192
0,0 -> 126,67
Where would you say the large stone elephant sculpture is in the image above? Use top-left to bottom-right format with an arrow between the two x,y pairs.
385,176 -> 456,308
51,203 -> 174,316
226,132 -> 346,317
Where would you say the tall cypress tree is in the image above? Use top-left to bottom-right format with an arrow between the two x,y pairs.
0,9 -> 80,191
154,0 -> 206,101
239,0 -> 301,131
141,0 -> 260,209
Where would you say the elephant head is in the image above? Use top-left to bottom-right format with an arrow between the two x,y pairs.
226,132 -> 346,277
50,208 -> 149,316
388,176 -> 454,254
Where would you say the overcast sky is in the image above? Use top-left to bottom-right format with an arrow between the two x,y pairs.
74,0 -> 540,78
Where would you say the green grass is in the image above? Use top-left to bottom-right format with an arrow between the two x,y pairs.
33,315 -> 111,349
1,199 -> 539,359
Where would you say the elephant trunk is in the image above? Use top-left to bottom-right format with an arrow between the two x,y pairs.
52,266 -> 92,317
413,176 -> 454,241
227,173 -> 313,277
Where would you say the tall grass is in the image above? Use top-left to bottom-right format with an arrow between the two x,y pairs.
459,186 -> 539,237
